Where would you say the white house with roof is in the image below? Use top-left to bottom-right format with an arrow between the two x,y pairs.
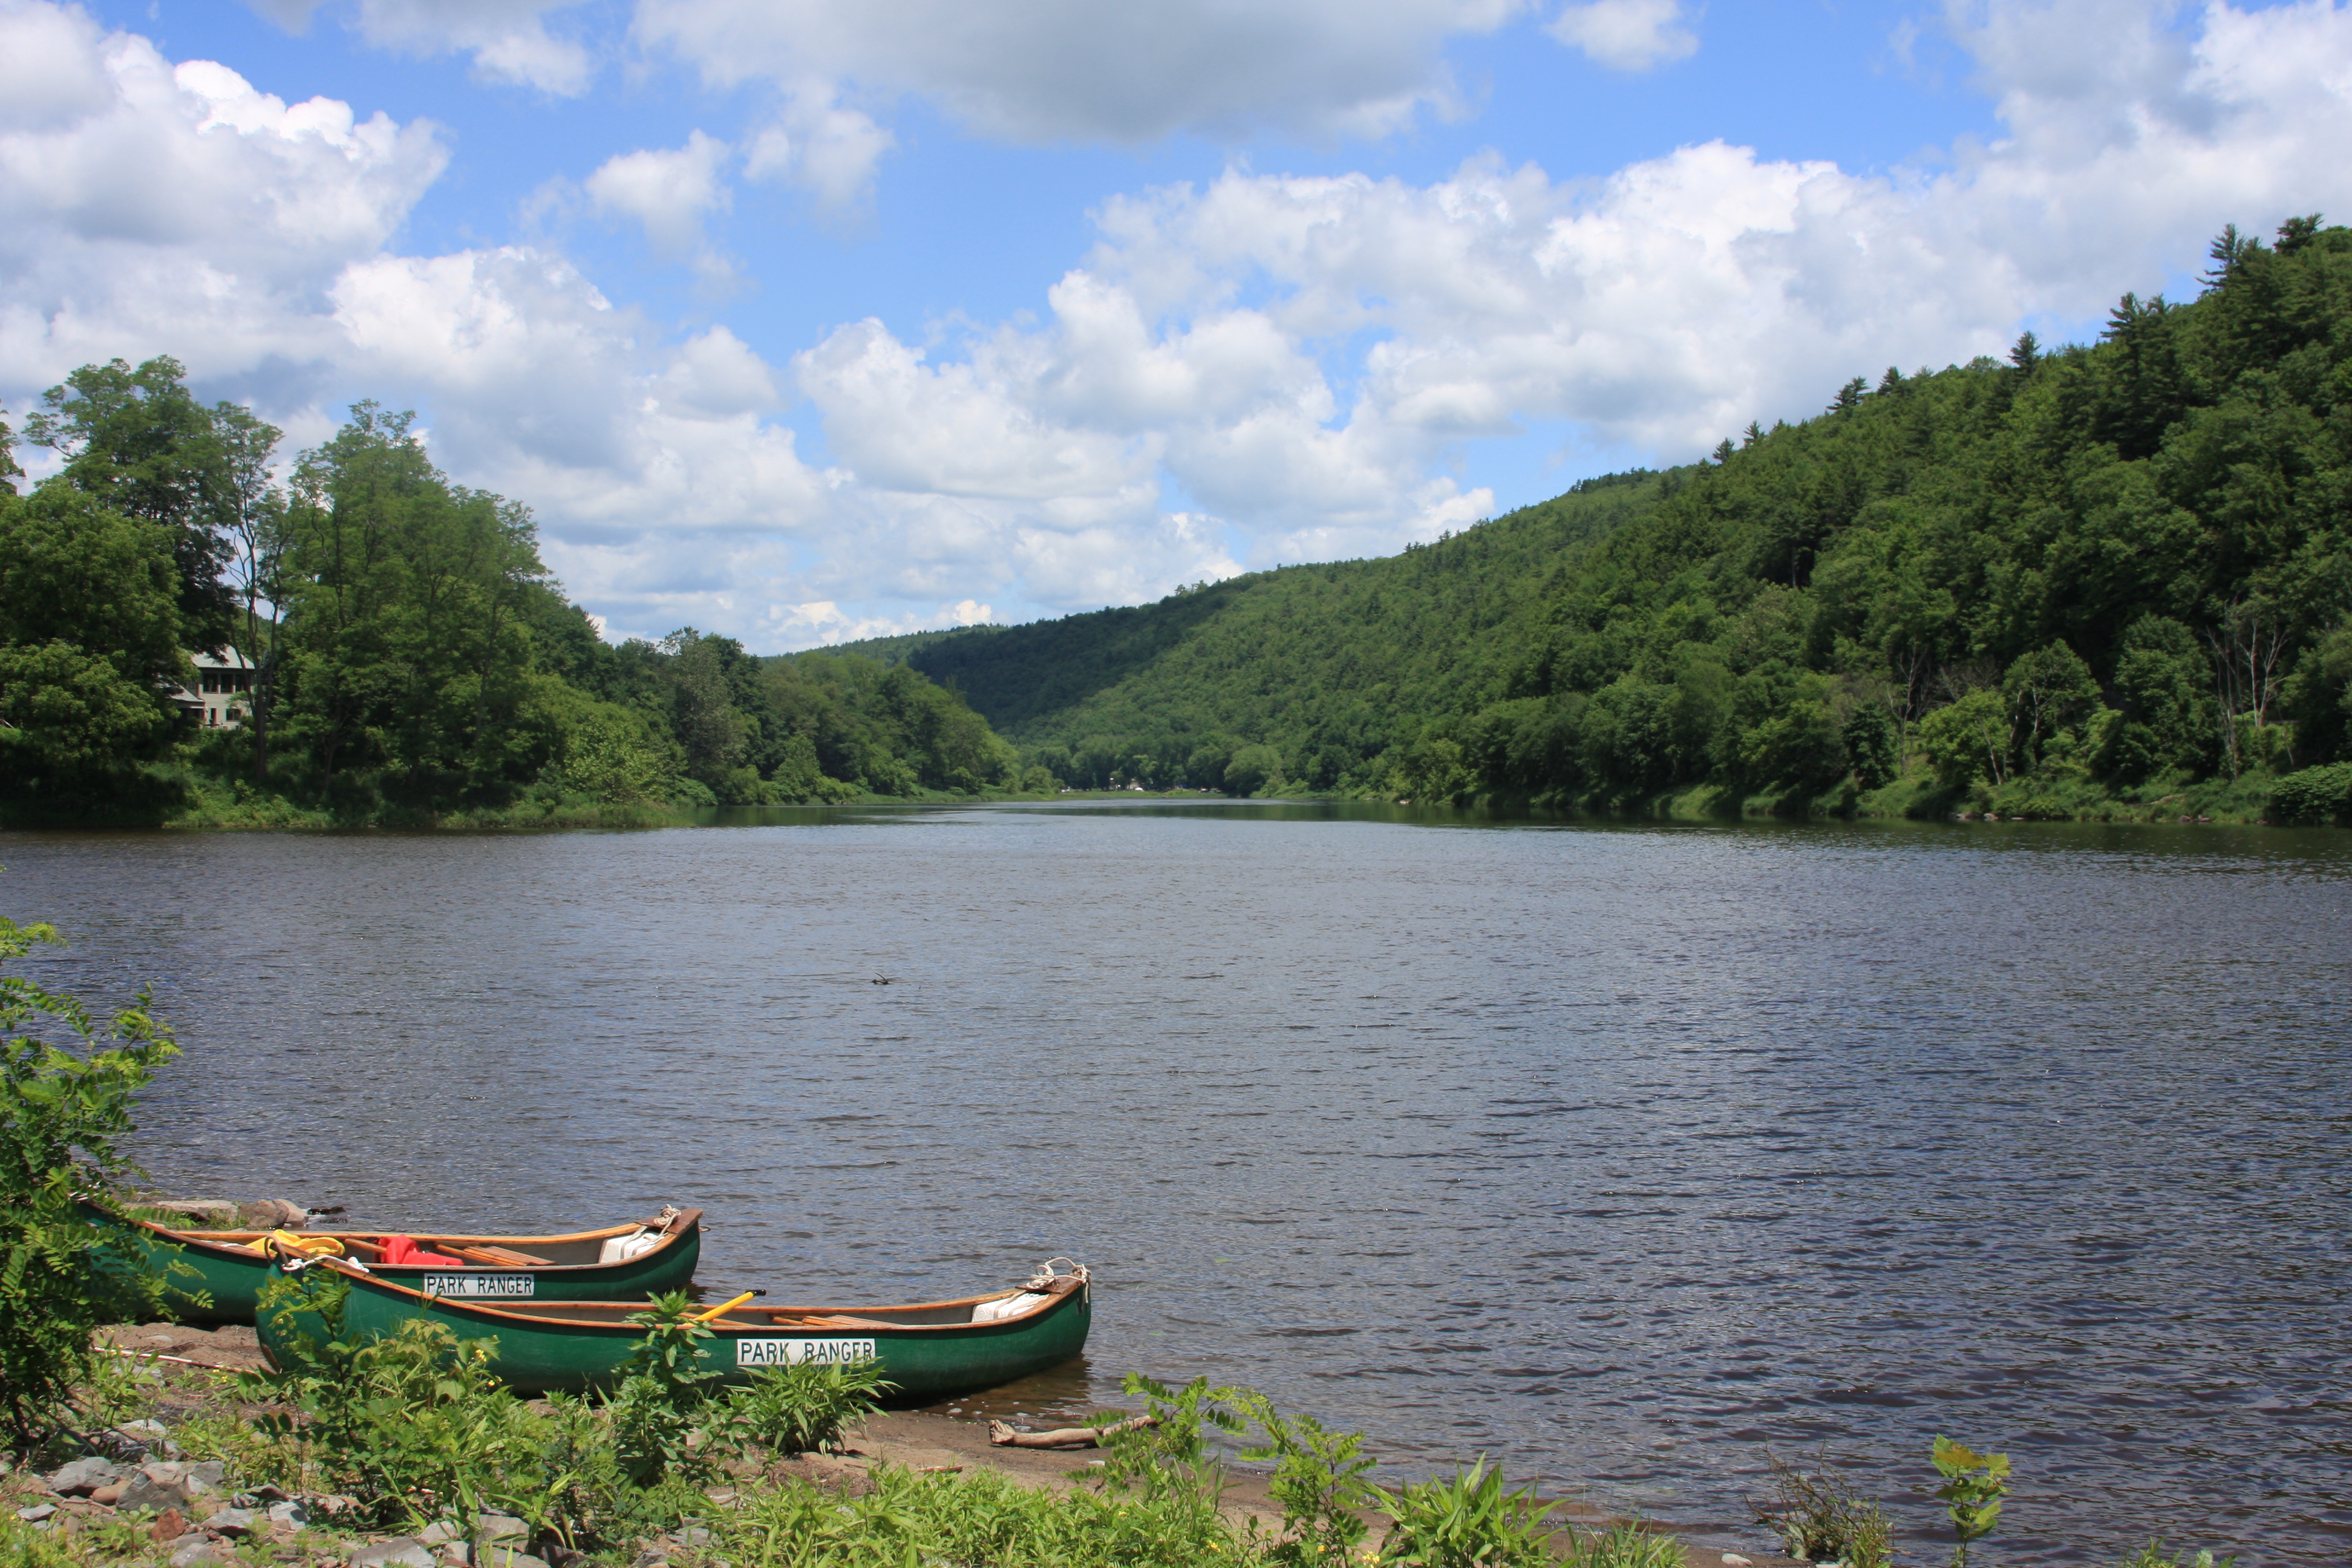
172,650 -> 255,729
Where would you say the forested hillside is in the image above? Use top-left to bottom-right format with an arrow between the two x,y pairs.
880,472 -> 1656,791
0,364 -> 1021,825
861,218 -> 2352,822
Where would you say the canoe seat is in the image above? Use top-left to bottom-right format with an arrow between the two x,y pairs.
774,1314 -> 897,1330
452,1244 -> 554,1267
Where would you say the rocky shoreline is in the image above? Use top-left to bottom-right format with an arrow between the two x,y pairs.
1,1321 -> 1817,1568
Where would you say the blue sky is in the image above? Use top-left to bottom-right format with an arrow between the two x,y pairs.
5,0 -> 2348,646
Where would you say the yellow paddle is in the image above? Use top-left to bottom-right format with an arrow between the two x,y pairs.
692,1290 -> 756,1323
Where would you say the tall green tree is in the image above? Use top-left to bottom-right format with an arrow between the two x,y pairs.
0,404 -> 24,494
22,357 -> 237,645
273,403 -> 566,807
0,489 -> 192,799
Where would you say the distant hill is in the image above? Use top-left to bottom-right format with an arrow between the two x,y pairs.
863,473 -> 1660,789
818,220 -> 2352,820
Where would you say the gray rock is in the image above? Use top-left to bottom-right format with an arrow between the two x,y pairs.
417,1520 -> 466,1546
474,1511 -> 529,1546
436,1546 -> 472,1568
186,1460 -> 226,1491
47,1457 -> 126,1495
475,1550 -> 548,1568
351,1538 -> 439,1568
200,1508 -> 258,1538
170,1538 -> 232,1568
117,1467 -> 186,1513
16,1505 -> 57,1523
267,1500 -> 312,1532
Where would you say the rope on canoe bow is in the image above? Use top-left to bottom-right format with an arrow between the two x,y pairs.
1026,1258 -> 1089,1290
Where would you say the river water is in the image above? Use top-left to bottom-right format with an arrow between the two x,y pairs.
4,806 -> 2348,1563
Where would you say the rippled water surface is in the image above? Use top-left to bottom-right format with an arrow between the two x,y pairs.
5,806 -> 2349,1562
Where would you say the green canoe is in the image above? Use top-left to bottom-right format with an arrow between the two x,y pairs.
257,1256 -> 1094,1398
85,1200 -> 703,1325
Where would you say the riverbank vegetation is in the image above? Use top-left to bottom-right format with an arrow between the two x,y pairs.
863,218 -> 2352,825
0,379 -> 1030,828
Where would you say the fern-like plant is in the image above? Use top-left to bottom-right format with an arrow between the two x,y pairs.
730,1356 -> 893,1457
1372,1459 -> 1557,1568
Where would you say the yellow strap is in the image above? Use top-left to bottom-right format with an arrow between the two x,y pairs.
691,1290 -> 755,1323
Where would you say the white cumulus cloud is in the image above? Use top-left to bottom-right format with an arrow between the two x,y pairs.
634,0 -> 1526,144
584,130 -> 732,260
1547,0 -> 1698,71
253,0 -> 596,94
742,82 -> 896,214
0,0 -> 445,396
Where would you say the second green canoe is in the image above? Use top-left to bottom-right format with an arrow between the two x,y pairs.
257,1256 -> 1093,1398
85,1200 -> 703,1325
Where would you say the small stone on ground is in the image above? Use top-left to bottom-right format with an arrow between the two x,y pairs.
476,1550 -> 548,1568
200,1507 -> 256,1537
351,1538 -> 437,1568
47,1457 -> 125,1495
474,1511 -> 529,1545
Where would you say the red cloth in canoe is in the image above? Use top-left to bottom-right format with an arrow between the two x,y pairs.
380,1235 -> 465,1267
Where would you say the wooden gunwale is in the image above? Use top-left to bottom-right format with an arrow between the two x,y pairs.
301,1260 -> 1068,1331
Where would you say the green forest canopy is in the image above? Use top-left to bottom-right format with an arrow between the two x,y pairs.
832,218 -> 2352,820
0,370 -> 1028,823
6,215 -> 2352,825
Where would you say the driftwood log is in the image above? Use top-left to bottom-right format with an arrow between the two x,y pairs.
987,1414 -> 1158,1449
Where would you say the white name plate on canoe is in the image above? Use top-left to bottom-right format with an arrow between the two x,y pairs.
736,1338 -> 876,1368
422,1273 -> 535,1298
